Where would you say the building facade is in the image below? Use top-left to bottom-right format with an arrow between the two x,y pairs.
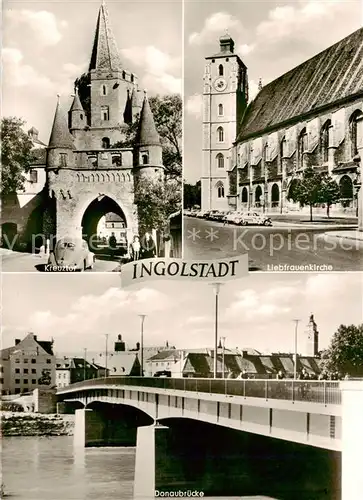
2,1 -> 164,250
55,357 -> 107,388
202,29 -> 363,215
0,333 -> 56,395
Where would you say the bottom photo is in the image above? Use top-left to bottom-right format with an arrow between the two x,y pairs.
1,272 -> 362,500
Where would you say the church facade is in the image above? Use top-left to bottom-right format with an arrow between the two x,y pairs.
201,29 -> 363,215
2,1 -> 164,250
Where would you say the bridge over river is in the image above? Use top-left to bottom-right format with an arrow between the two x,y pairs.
57,377 -> 363,500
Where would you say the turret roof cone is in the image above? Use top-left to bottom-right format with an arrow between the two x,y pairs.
70,88 -> 84,112
135,93 -> 160,146
89,0 -> 122,71
48,98 -> 74,149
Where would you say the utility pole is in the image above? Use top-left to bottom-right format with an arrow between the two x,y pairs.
210,283 -> 223,379
105,334 -> 109,375
221,336 -> 226,378
139,315 -> 146,377
293,320 -> 300,379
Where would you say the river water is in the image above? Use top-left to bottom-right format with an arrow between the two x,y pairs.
1,436 -> 136,500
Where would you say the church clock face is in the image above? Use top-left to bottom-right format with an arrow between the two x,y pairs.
214,77 -> 227,92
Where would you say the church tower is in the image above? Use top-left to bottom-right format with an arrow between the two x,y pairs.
201,34 -> 248,211
306,314 -> 319,357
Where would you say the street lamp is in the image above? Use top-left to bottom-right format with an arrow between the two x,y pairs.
105,334 -> 109,374
293,320 -> 300,379
210,283 -> 224,379
221,336 -> 226,378
83,348 -> 87,381
139,315 -> 146,377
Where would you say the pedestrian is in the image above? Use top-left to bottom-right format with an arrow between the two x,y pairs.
142,231 -> 156,259
130,235 -> 141,261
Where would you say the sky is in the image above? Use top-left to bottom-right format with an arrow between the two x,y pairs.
2,272 -> 362,358
2,0 -> 182,143
184,0 -> 363,183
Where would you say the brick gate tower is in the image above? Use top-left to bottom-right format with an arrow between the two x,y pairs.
43,0 -> 163,247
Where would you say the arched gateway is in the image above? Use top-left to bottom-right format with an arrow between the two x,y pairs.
41,1 -> 164,248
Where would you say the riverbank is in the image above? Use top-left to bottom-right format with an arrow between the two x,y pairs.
0,411 -> 75,437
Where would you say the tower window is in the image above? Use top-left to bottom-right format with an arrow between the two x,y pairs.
218,104 -> 224,116
216,181 -> 225,198
217,126 -> 224,142
102,137 -> 110,149
226,58 -> 229,62
101,85 -> 107,96
131,74 -> 134,83
122,71 -> 126,79
80,114 -> 83,120
101,106 -> 109,121
59,153 -> 67,167
112,155 -> 122,166
219,64 -> 224,76
216,153 -> 224,169
141,153 -> 149,165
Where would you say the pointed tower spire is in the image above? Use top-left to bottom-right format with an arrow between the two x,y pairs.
89,1 -> 122,71
135,92 -> 160,147
48,98 -> 74,149
70,87 -> 84,112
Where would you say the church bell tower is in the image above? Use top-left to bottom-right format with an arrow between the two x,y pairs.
201,33 -> 248,212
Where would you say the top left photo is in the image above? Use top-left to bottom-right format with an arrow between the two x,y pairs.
1,0 -> 182,273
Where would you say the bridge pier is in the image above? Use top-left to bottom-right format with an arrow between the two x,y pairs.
74,407 -> 138,448
341,380 -> 363,500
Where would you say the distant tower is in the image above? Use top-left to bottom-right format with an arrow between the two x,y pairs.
306,314 -> 319,356
258,77 -> 263,91
114,334 -> 126,352
201,33 -> 248,211
69,87 -> 85,132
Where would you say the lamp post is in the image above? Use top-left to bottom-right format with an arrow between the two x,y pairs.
105,334 -> 109,375
293,320 -> 300,379
221,336 -> 226,378
353,154 -> 361,230
83,348 -> 87,381
139,315 -> 146,377
210,283 -> 223,379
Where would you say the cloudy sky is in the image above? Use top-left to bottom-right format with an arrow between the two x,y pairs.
184,0 -> 363,182
2,0 -> 182,143
2,272 -> 362,358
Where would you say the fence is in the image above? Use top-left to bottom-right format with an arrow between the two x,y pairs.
57,377 -> 341,405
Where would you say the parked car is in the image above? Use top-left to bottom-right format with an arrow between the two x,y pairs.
47,237 -> 95,271
241,212 -> 272,226
213,210 -> 233,222
206,210 -> 222,220
224,211 -> 247,225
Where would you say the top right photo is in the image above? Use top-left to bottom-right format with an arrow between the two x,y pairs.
184,0 -> 363,271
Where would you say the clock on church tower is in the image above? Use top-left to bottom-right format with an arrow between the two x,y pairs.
201,33 -> 248,212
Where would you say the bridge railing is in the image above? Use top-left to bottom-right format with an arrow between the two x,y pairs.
58,377 -> 341,405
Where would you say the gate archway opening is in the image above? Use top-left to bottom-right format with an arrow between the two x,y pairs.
81,196 -> 127,256
339,175 -> 353,208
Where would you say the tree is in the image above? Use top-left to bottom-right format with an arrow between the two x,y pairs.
134,176 -> 181,235
184,181 -> 201,208
320,175 -> 341,217
287,167 -> 322,221
1,117 -> 35,195
74,72 -> 91,124
111,94 -> 182,178
321,324 -> 363,377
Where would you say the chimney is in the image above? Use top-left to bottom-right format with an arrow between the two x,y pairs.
15,339 -> 21,345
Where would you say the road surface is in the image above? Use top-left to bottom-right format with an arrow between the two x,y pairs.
1,250 -> 120,273
184,216 -> 362,271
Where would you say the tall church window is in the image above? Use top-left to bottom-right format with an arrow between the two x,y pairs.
219,64 -> 224,76
216,153 -> 224,168
320,120 -> 331,163
217,126 -> 224,142
102,137 -> 110,149
350,110 -> 363,157
298,127 -> 307,168
218,104 -> 224,116
216,181 -> 225,198
101,85 -> 107,96
101,106 -> 109,121
280,136 -> 286,173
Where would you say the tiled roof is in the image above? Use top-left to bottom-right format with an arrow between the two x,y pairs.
70,91 -> 84,112
237,27 -> 363,141
89,1 -> 122,71
148,349 -> 179,361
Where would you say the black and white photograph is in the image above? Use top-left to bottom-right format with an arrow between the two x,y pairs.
1,271 -> 362,499
1,0 -> 182,272
183,0 -> 363,271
